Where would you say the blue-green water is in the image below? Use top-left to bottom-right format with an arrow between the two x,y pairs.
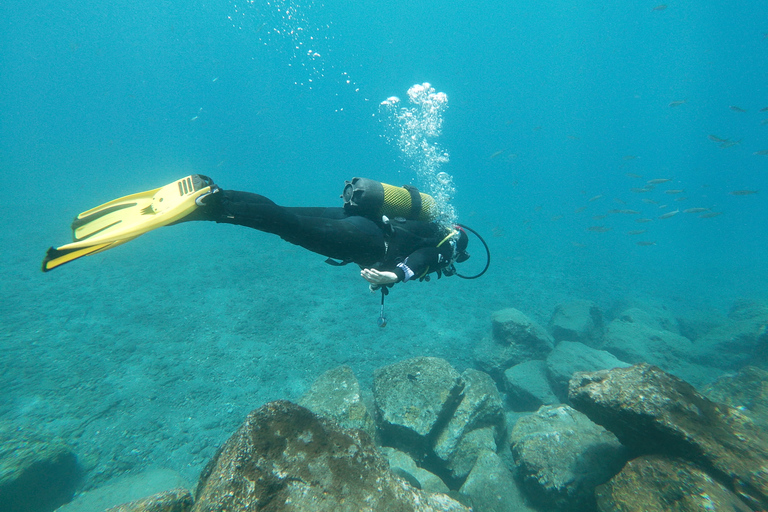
1,0 -> 766,493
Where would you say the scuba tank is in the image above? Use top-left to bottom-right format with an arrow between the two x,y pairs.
342,177 -> 437,222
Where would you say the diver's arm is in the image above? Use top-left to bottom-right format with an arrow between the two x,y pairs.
390,247 -> 450,283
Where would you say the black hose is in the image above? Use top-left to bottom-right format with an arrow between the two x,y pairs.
455,223 -> 490,279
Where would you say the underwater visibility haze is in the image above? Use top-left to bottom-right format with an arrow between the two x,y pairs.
1,0 -> 767,509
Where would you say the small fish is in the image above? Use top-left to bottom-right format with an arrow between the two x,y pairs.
761,107 -> 768,112
642,199 -> 658,204
623,155 -> 638,160
652,4 -> 667,10
684,207 -> 709,213
719,139 -> 742,148
489,150 -> 504,159
668,100 -> 686,107
761,119 -> 768,125
588,226 -> 612,233
708,134 -> 728,143
625,173 -> 643,179
730,190 -> 758,195
658,204 -> 668,209
574,206 -> 587,213
189,116 -> 199,121
613,198 -> 627,205
674,197 -> 688,202
551,215 -> 563,221
647,178 -> 671,184
588,195 -> 603,202
664,189 -> 685,194
659,210 -> 679,219
615,209 -> 641,215
627,230 -> 647,235
729,106 -> 747,112
753,150 -> 768,156
631,187 -> 652,193
637,241 -> 657,246
699,212 -> 723,218
592,214 -> 607,220
567,135 -> 580,140
636,218 -> 653,223
212,77 -> 219,82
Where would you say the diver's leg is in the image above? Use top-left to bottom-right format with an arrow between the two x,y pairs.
190,190 -> 386,266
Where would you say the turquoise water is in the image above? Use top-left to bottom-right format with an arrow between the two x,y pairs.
1,0 -> 767,491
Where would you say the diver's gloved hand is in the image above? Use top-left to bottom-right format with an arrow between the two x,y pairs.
361,268 -> 398,285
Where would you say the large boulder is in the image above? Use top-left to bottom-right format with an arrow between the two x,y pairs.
459,450 -> 536,512
728,299 -> 768,321
509,404 -> 626,512
569,363 -> 768,510
701,366 -> 768,429
299,365 -> 376,441
690,309 -> 768,370
595,455 -> 751,512
504,360 -> 559,412
545,341 -> 630,401
548,299 -> 603,346
0,422 -> 83,512
433,369 -> 505,481
379,447 -> 449,494
105,488 -> 193,512
611,305 -> 680,334
57,469 -> 192,512
372,357 -> 464,459
192,400 -> 469,512
602,317 -> 715,386
474,308 -> 555,382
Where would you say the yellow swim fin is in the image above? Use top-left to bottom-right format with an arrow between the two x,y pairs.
42,174 -> 216,272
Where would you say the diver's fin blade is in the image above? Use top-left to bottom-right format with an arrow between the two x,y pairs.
43,243 -> 112,272
42,238 -> 136,272
42,175 -> 215,272
71,188 -> 160,242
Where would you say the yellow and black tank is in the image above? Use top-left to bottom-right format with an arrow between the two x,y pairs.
342,177 -> 437,222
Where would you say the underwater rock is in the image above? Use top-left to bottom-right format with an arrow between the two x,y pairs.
509,404 -> 626,512
595,455 -> 752,512
57,469 -> 192,512
601,317 -> 716,386
373,356 -> 464,459
0,422 -> 83,512
105,488 -> 193,512
474,308 -> 555,382
702,366 -> 768,430
691,311 -> 768,370
612,305 -> 680,334
192,400 -> 469,512
545,341 -> 630,402
379,447 -> 449,494
298,365 -> 376,441
504,360 -> 559,412
548,299 -> 604,346
433,369 -> 505,480
728,299 -> 768,321
569,363 -> 768,510
442,426 -> 497,483
459,450 -> 536,512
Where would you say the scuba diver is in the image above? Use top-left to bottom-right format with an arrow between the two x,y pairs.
42,175 -> 489,324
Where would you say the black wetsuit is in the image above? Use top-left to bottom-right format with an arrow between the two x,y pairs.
197,190 -> 456,283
